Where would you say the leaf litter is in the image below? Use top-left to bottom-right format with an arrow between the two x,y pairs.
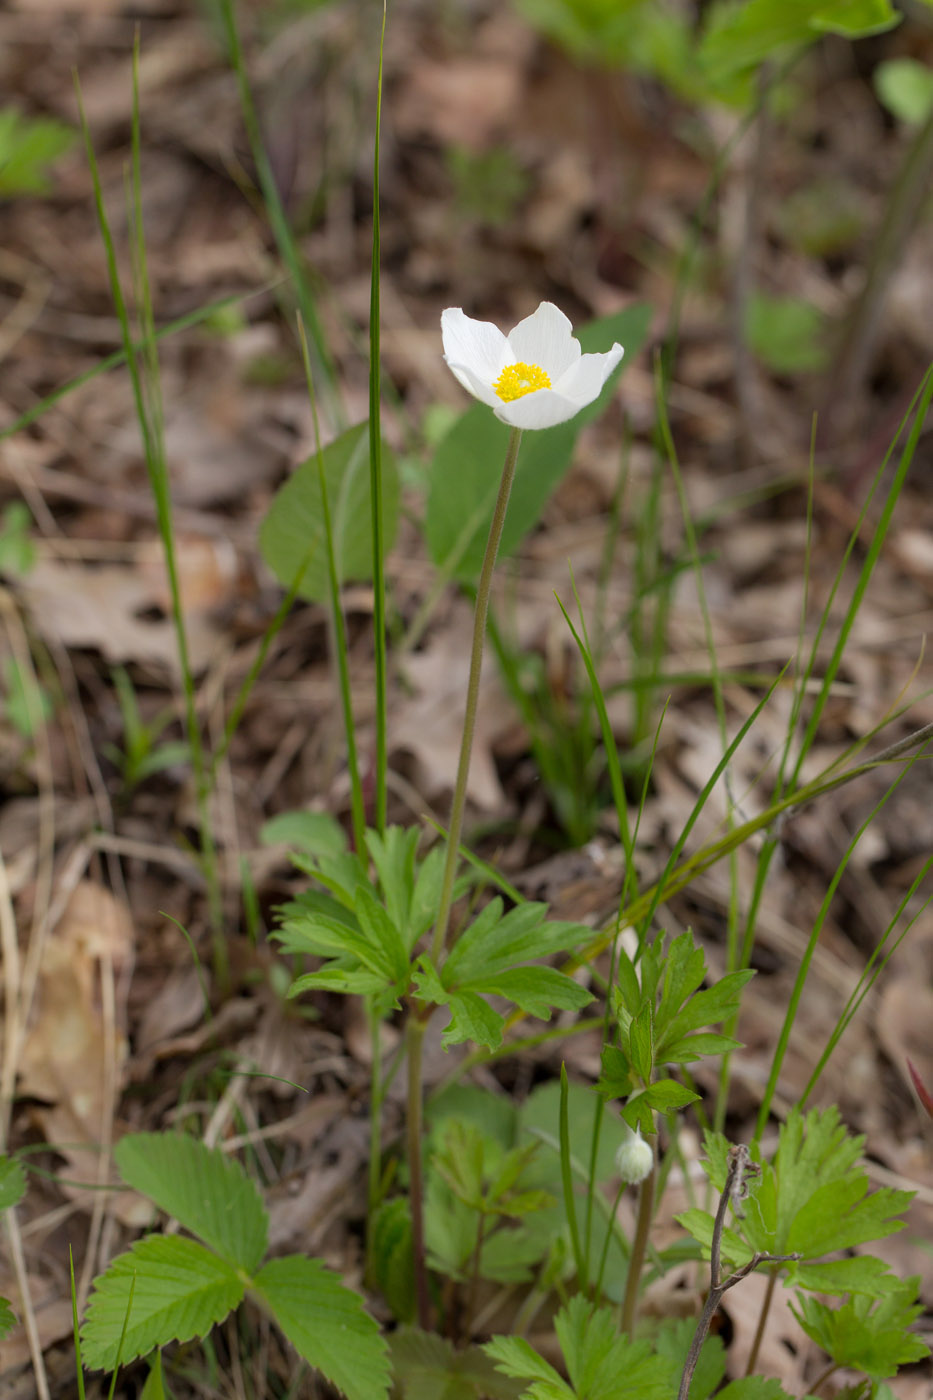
0,0 -> 932,1394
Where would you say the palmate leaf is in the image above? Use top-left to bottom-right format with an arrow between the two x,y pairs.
114,1134 -> 268,1274
251,1255 -> 390,1400
484,1334 -> 571,1400
81,1236 -> 244,1370
791,1280 -> 929,1381
443,901 -> 590,984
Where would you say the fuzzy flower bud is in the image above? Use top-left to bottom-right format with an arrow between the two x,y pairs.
615,1126 -> 653,1186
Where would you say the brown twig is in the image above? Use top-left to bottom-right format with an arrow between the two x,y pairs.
677,1145 -> 800,1400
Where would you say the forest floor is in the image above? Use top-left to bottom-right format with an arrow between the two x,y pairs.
0,0 -> 932,1396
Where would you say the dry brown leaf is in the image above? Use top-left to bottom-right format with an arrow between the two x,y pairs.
21,551 -> 225,674
18,881 -> 133,1213
393,625 -> 513,811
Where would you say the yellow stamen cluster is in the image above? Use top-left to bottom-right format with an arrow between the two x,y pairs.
493,361 -> 551,403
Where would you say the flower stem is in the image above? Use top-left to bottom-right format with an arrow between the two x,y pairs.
621,1157 -> 655,1336
429,426 -> 523,965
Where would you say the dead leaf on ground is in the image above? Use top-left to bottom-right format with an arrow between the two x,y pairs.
18,881 -> 133,1214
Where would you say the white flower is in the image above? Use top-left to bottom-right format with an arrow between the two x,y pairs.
441,301 -> 624,430
616,1126 -> 653,1185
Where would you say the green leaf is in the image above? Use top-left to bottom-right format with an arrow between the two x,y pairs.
484,1334 -> 571,1398
2,657 -> 53,739
444,902 -> 587,984
791,1255 -> 898,1297
140,1350 -> 169,1400
745,294 -> 829,375
426,407 -> 577,584
391,1328 -> 525,1400
554,1294 -> 668,1400
701,0 -> 899,84
0,108 -> 75,196
629,1004 -> 654,1083
0,1296 -> 17,1341
874,58 -> 933,126
251,1254 -> 390,1400
0,503 -> 37,575
0,1156 -> 27,1212
81,1236 -> 244,1370
289,966 -> 388,996
441,991 -> 506,1051
717,1380 -> 797,1400
656,970 -> 754,1049
260,810 -> 348,857
595,1045 -> 632,1100
259,421 -> 400,602
465,966 -> 593,1020
353,884 -> 410,984
371,1197 -> 415,1323
651,1317 -> 726,1400
659,1031 -> 741,1063
114,1133 -> 268,1274
791,1280 -> 929,1382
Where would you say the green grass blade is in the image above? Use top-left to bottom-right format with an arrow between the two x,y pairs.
559,1063 -> 587,1290
219,0 -> 340,417
369,0 -> 388,833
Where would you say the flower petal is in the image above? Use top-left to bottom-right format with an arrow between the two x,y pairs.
446,360 -> 504,411
507,302 -> 580,380
441,308 -> 511,388
493,389 -> 584,430
553,343 -> 624,407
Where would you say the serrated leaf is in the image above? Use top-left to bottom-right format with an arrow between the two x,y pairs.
81,1236 -> 244,1370
251,1254 -> 390,1400
641,1079 -> 700,1112
0,1296 -> 17,1341
0,1156 -> 27,1212
659,1031 -> 741,1063
114,1134 -> 267,1273
651,1317 -> 726,1400
791,1280 -> 929,1382
442,992 -> 505,1050
484,1334 -> 570,1396
288,966 -> 388,996
392,1328 -> 525,1400
465,966 -> 593,1020
259,421 -> 400,603
791,1255 -> 898,1296
595,1046 -> 632,1100
656,970 -> 754,1051
354,884 -> 410,984
444,902 -> 588,985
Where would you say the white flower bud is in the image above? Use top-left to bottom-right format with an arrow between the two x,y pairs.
616,1126 -> 653,1185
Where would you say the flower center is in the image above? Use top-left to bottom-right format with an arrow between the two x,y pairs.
493,361 -> 551,402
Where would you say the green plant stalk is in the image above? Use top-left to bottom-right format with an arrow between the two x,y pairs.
559,1062 -> 587,1289
78,62 -> 227,989
429,426 -> 523,965
369,0 -> 389,834
219,0 -> 339,416
296,315 -> 366,854
620,1159 -> 655,1336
